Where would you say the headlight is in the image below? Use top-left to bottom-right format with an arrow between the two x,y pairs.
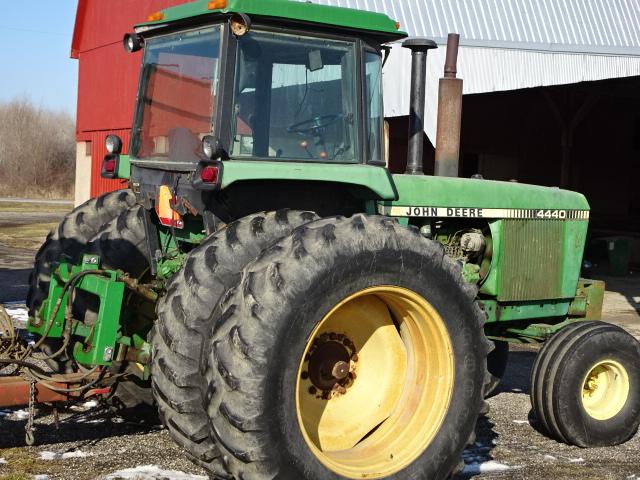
105,135 -> 123,154
202,135 -> 224,160
123,33 -> 144,53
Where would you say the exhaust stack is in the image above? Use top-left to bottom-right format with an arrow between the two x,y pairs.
402,38 -> 437,175
434,33 -> 463,177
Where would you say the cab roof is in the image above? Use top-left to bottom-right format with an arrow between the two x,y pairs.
136,0 -> 407,42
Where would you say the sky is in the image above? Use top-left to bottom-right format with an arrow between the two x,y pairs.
0,1 -> 78,116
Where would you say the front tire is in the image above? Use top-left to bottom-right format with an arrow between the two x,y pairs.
203,215 -> 489,479
531,321 -> 640,447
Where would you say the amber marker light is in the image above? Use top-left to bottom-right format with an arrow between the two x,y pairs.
147,11 -> 165,21
395,21 -> 401,30
208,0 -> 228,10
230,12 -> 251,36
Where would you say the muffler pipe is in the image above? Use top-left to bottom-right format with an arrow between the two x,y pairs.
402,38 -> 437,175
434,33 -> 463,177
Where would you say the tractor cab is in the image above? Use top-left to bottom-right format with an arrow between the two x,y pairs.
124,0 -> 405,169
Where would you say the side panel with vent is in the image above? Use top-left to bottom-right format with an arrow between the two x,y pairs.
496,219 -> 587,302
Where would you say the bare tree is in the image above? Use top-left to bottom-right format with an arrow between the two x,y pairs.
0,97 -> 75,198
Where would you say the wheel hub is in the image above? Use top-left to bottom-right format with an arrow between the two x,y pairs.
304,333 -> 357,398
581,359 -> 630,420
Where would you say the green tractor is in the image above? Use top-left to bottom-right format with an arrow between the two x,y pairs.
18,0 -> 640,478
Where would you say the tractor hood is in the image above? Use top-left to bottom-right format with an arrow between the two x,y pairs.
378,174 -> 590,218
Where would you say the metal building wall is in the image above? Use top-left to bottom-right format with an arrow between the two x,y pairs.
382,42 -> 640,141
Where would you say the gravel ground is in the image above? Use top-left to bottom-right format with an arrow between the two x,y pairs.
0,305 -> 638,480
1,202 -> 640,479
454,343 -> 640,479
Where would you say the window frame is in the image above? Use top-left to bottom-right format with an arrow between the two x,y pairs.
129,23 -> 226,168
224,25 -> 378,166
129,22 -> 387,169
362,45 -> 386,167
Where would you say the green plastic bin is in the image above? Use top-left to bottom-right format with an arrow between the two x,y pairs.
603,236 -> 631,276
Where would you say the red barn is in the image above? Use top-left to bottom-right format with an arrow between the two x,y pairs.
71,0 -> 189,205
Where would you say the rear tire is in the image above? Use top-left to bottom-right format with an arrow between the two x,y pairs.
26,189 -> 135,371
27,189 -> 135,316
531,321 -> 640,447
203,215 -> 489,479
151,210 -> 319,473
83,205 -> 153,418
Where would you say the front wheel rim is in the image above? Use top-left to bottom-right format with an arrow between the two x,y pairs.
295,286 -> 455,479
581,359 -> 630,421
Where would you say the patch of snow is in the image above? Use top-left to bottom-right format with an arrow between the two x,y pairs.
39,450 -> 91,461
70,399 -> 100,413
544,454 -> 557,461
512,420 -> 529,424
569,457 -> 584,463
102,465 -> 207,479
462,460 -> 514,475
0,458 -> 6,464
0,409 -> 29,421
3,303 -> 29,329
33,476 -> 50,480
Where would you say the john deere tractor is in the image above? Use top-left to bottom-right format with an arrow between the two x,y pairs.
15,0 -> 640,478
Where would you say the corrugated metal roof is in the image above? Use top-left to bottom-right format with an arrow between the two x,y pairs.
307,0 -> 640,55
297,0 -> 640,140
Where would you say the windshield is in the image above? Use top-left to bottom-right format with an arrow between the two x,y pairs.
230,31 -> 358,162
132,27 -> 221,161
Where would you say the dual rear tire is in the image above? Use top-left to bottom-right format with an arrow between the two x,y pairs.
162,213 -> 489,480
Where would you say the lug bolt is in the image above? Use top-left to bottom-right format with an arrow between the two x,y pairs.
332,361 -> 350,380
103,346 -> 114,361
334,385 -> 347,395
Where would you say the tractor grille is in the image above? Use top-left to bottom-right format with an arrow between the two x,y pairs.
498,219 -> 564,301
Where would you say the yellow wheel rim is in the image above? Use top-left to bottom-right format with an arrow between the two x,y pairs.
296,286 -> 454,479
581,359 -> 630,421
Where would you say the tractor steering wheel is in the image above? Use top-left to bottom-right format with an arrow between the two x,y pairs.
287,114 -> 342,134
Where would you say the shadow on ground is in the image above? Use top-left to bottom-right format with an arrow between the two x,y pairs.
454,346 -> 538,478
0,403 -> 159,450
0,268 -> 31,303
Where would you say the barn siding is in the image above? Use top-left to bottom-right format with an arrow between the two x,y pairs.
74,0 -> 188,197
